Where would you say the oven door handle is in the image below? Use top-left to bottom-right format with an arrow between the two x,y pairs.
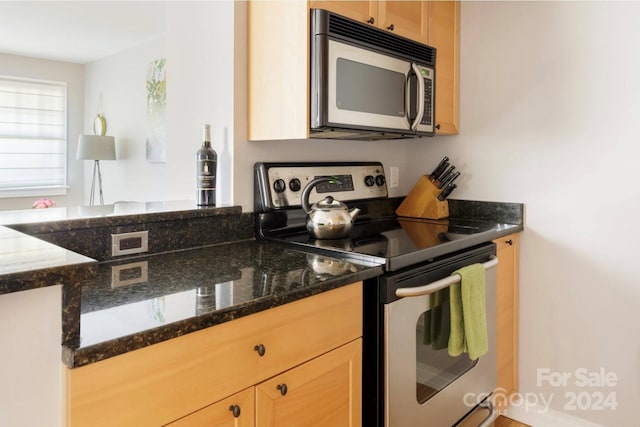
477,396 -> 499,427
395,256 -> 499,298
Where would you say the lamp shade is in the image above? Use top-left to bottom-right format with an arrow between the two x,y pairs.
76,135 -> 116,160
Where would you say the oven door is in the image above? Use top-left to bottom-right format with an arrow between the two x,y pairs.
324,39 -> 412,132
384,260 -> 498,427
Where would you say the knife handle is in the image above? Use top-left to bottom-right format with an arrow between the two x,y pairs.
438,183 -> 457,201
429,156 -> 449,179
440,171 -> 460,189
436,166 -> 455,188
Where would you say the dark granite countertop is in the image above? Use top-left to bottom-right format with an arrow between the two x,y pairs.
0,226 -> 97,295
64,239 -> 382,367
0,201 -> 244,295
0,198 -> 524,369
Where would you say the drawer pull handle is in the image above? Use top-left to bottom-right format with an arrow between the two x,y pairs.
387,24 -> 395,31
254,344 -> 266,357
228,405 -> 241,418
367,17 -> 375,24
277,383 -> 288,396
506,239 -> 513,246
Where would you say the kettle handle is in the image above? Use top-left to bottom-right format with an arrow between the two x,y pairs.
301,177 -> 342,213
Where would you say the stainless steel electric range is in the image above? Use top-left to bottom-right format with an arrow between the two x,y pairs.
254,162 -> 520,427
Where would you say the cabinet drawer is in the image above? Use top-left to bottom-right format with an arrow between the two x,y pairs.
66,282 -> 363,427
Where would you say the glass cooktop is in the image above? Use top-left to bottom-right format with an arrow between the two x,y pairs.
262,217 -> 519,272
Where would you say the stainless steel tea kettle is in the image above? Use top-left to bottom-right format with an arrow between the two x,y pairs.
301,177 -> 361,240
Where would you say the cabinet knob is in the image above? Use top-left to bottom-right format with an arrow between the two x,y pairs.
435,124 -> 441,130
253,344 -> 266,357
229,405 -> 241,418
367,17 -> 375,24
277,383 -> 288,396
506,239 -> 513,246
387,24 -> 395,31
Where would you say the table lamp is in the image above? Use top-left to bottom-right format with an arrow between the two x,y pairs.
77,133 -> 116,206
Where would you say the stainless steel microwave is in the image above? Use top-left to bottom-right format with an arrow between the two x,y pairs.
310,9 -> 436,140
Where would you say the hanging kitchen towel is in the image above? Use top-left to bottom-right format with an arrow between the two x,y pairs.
431,289 -> 450,350
422,288 -> 450,350
448,263 -> 488,360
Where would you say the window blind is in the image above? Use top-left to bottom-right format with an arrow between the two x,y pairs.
0,77 -> 67,196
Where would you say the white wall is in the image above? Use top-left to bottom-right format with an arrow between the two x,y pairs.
82,1 -> 235,207
165,1 -> 234,206
409,2 -> 640,425
84,38 -> 166,204
0,54 -> 84,210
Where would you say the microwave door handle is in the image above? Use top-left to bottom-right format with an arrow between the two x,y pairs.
395,256 -> 499,298
409,63 -> 425,131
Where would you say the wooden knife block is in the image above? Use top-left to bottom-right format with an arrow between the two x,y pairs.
396,175 -> 449,220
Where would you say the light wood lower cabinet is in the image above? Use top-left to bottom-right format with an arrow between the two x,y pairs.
493,234 -> 520,410
168,388 -> 255,427
64,283 -> 363,427
256,339 -> 361,427
169,339 -> 361,427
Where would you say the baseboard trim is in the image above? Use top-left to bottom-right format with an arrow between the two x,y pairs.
503,403 -> 604,427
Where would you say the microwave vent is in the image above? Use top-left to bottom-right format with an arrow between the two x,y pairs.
327,13 -> 435,66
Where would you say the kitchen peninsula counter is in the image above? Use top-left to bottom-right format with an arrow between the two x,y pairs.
65,239 -> 382,367
0,201 -> 246,293
0,201 -> 382,368
0,198 -> 523,369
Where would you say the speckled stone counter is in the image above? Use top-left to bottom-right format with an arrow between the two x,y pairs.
0,226 -> 96,295
64,239 -> 382,368
4,201 -> 249,262
0,198 -> 523,370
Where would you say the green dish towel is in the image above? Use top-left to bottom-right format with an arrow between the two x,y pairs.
422,289 -> 450,350
448,263 -> 488,360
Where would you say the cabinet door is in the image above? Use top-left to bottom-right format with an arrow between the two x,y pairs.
255,339 -> 362,427
248,1 -> 309,141
309,1 -> 377,26
428,1 -> 460,134
378,1 -> 429,44
493,234 -> 520,410
167,388 -> 255,427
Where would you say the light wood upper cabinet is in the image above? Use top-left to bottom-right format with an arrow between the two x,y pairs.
248,1 -> 309,141
247,1 -> 460,140
308,1 -> 375,24
378,1 -> 429,44
428,1 -> 460,134
493,234 -> 520,411
310,1 -> 429,44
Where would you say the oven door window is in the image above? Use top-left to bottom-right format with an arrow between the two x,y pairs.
416,288 -> 477,404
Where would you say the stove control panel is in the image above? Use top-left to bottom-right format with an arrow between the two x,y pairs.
255,162 -> 388,211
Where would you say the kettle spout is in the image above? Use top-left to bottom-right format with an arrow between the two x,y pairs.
349,207 -> 361,221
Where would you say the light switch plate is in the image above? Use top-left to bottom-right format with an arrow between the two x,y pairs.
389,166 -> 400,188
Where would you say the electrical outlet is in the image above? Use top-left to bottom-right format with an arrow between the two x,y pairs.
389,166 -> 400,188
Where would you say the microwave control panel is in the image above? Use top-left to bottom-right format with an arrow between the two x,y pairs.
255,162 -> 388,210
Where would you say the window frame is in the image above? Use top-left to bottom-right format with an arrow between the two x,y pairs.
0,74 -> 68,199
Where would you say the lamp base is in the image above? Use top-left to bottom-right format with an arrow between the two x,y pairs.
89,160 -> 105,206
